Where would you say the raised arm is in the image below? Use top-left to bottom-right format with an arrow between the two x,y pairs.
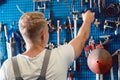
69,10 -> 95,60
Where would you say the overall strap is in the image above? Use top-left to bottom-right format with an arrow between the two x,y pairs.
12,49 -> 51,80
37,50 -> 51,80
12,57 -> 24,80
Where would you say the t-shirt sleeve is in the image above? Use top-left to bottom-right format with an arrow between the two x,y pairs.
57,44 -> 75,66
0,60 -> 8,80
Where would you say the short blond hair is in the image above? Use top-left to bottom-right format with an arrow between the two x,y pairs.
19,12 -> 47,40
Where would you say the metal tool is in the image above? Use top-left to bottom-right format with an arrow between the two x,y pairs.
94,19 -> 100,27
84,36 -> 95,57
10,32 -> 17,57
71,10 -> 79,80
99,35 -> 112,45
4,25 -> 14,58
93,0 -> 96,9
96,74 -> 103,80
84,45 -> 90,57
115,23 -> 119,36
103,20 -> 113,33
112,49 -> 120,80
68,16 -> 73,39
68,66 -> 73,80
4,25 -> 9,58
89,36 -> 95,51
81,0 -> 83,7
110,67 -> 114,80
57,20 -> 61,47
115,17 -> 120,36
101,0 -> 106,8
33,0 -> 50,12
103,3 -> 120,17
72,11 -> 78,38
38,2 -> 46,13
85,0 -> 88,3
16,4 -> 24,14
98,0 -> 101,14
0,22 -> 3,32
90,0 -> 92,8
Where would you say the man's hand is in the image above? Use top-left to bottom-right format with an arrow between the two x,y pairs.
82,10 -> 95,24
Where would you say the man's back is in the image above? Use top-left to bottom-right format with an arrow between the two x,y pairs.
0,44 -> 74,80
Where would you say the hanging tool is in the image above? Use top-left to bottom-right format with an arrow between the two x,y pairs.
9,32 -> 17,57
4,25 -> 8,42
98,0 -> 101,14
84,36 -> 95,57
85,0 -> 88,3
90,0 -> 92,8
4,25 -> 11,58
81,0 -> 83,7
103,3 -> 120,17
115,23 -> 119,36
89,36 -> 95,51
115,17 -> 120,36
70,5 -> 79,79
38,1 -> 46,13
94,19 -> 100,27
67,17 -> 74,80
84,45 -> 90,57
72,11 -> 78,38
57,20 -> 61,47
67,66 -> 73,80
93,0 -> 96,9
101,0 -> 106,8
0,58 -> 1,68
110,67 -> 114,80
99,35 -> 112,45
112,49 -> 120,80
103,20 -> 114,33
0,22 -> 3,32
16,4 -> 24,14
96,74 -> 103,80
68,16 -> 73,39
72,11 -> 78,75
33,0 -> 50,12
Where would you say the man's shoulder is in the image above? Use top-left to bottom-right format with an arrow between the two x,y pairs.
2,58 -> 13,66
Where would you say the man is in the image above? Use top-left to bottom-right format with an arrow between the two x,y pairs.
0,10 -> 94,80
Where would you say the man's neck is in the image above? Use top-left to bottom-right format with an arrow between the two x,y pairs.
22,44 -> 45,57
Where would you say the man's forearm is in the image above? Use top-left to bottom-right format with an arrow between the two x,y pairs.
78,21 -> 91,42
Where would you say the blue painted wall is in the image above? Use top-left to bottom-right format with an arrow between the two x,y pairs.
0,0 -> 119,80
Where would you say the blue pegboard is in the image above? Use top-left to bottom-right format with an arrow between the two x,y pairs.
0,0 -> 119,80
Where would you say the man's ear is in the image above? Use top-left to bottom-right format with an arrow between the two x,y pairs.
40,30 -> 45,41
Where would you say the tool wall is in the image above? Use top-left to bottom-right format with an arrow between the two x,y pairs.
0,0 -> 119,80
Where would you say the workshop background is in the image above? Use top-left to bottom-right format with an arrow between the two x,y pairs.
0,0 -> 119,80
